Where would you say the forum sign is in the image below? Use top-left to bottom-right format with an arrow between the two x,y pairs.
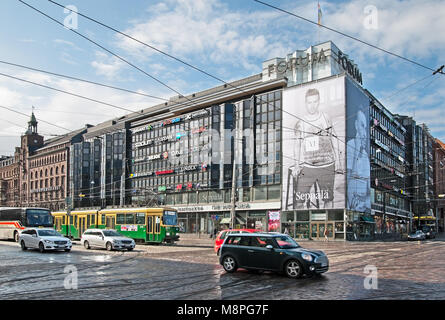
263,41 -> 363,86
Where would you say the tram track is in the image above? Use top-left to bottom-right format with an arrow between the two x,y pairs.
0,250 -> 140,287
1,240 -> 444,300
1,265 -> 222,299
173,243 -> 445,300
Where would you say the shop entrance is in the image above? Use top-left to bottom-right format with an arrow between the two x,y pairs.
310,222 -> 334,240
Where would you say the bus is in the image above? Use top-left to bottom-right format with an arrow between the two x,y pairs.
0,207 -> 54,242
52,207 -> 180,244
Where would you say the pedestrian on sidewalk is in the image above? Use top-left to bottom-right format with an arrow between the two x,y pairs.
324,227 -> 329,242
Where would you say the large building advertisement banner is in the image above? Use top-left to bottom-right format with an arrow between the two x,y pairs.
282,76 -> 346,211
346,78 -> 371,214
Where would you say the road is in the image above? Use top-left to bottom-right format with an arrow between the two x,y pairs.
1,239 -> 445,300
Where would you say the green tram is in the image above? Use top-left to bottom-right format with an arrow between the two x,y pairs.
52,207 -> 180,244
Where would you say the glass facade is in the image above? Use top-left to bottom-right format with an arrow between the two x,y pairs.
129,90 -> 283,234
70,130 -> 127,208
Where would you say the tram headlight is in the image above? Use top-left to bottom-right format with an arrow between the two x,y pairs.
166,232 -> 170,236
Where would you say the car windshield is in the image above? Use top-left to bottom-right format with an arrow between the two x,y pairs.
37,229 -> 61,237
274,235 -> 300,249
102,230 -> 122,237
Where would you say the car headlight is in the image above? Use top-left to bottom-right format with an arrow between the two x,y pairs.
302,253 -> 313,262
44,240 -> 53,244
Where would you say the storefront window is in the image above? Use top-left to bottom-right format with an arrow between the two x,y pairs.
295,223 -> 309,239
374,215 -> 383,234
386,217 -> 395,233
247,214 -> 266,231
282,223 -> 295,237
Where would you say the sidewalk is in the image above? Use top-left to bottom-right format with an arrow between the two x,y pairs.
175,232 -> 445,247
176,233 -> 214,248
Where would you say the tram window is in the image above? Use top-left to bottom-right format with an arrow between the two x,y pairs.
87,215 -> 91,227
136,213 -> 145,224
147,217 -> 152,233
116,214 -> 125,224
126,214 -> 135,224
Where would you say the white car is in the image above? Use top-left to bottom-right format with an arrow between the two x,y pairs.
81,229 -> 135,251
19,228 -> 72,253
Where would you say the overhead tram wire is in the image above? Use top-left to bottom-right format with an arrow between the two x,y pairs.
45,1 -> 335,137
0,105 -> 71,132
48,0 -> 234,87
18,0 -> 199,110
48,0 -> 433,164
0,118 -> 59,136
0,71 -> 137,113
253,0 -> 444,75
45,1 -> 435,165
0,60 -> 169,102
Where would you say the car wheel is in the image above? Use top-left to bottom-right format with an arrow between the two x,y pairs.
222,256 -> 238,273
84,241 -> 90,249
20,240 -> 27,251
106,242 -> 113,251
284,260 -> 303,279
38,242 -> 45,253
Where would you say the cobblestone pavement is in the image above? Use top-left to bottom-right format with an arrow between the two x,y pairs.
1,238 -> 444,300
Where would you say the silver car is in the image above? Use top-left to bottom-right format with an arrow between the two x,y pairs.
19,228 -> 72,253
81,229 -> 135,251
408,230 -> 426,241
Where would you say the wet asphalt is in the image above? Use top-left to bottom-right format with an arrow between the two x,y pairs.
1,238 -> 445,300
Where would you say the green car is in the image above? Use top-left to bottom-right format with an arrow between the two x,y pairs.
219,233 -> 329,279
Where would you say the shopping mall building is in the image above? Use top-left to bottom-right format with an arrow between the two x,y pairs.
66,41 -> 438,240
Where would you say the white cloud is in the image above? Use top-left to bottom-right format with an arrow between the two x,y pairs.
115,0 -> 289,74
90,51 -> 126,80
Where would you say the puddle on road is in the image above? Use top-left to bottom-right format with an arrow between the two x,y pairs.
81,255 -> 113,263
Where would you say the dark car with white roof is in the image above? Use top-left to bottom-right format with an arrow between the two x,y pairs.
219,233 -> 329,278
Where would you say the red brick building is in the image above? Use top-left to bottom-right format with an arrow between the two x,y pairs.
0,112 -> 86,211
0,152 -> 20,206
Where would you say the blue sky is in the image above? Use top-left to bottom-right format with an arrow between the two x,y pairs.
0,0 -> 444,154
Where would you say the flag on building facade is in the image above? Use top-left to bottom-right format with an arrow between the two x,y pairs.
318,2 -> 322,26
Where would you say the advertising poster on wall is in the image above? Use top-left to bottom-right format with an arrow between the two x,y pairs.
346,78 -> 371,213
268,211 -> 281,232
282,76 -> 346,211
